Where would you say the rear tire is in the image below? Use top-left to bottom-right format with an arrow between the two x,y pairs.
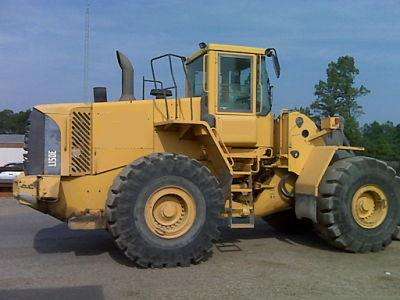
395,176 -> 400,241
316,156 -> 400,252
106,153 -> 223,268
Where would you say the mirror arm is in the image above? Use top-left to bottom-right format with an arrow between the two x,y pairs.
265,48 -> 281,78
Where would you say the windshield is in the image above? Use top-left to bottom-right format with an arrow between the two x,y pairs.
186,56 -> 204,97
256,56 -> 272,115
218,55 -> 252,112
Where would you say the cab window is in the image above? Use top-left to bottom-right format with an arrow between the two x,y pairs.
218,55 -> 252,112
256,56 -> 272,115
186,56 -> 204,97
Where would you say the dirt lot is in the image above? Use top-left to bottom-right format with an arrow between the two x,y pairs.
0,197 -> 399,299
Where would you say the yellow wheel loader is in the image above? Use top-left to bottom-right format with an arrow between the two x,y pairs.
14,43 -> 400,267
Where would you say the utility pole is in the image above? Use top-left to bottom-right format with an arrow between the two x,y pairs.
83,0 -> 90,100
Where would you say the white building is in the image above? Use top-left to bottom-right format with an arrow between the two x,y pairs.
0,134 -> 25,167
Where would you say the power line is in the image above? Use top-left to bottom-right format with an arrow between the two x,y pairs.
83,0 -> 90,100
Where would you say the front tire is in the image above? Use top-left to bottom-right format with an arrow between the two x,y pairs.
316,156 -> 400,252
106,153 -> 223,268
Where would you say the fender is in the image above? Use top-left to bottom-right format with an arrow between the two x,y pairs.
295,146 -> 338,197
295,145 -> 363,222
295,145 -> 362,196
154,120 -> 233,197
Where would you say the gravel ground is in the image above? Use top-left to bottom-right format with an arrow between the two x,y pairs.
0,197 -> 399,299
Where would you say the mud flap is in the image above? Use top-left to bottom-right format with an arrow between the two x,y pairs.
295,194 -> 317,223
394,226 -> 400,241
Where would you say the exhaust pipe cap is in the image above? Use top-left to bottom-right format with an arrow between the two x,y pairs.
116,50 -> 135,101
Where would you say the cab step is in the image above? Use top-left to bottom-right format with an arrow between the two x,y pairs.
231,188 -> 252,193
228,172 -> 255,229
229,215 -> 255,229
232,171 -> 252,176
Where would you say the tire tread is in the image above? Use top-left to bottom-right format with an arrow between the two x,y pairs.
106,153 -> 223,268
316,156 -> 399,253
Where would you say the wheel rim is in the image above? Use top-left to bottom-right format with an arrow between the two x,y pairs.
351,184 -> 388,229
145,186 -> 196,239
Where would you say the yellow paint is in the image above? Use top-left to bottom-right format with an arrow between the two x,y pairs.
187,43 -> 266,63
254,169 -> 294,217
92,101 -> 154,173
52,168 -> 124,220
256,114 -> 274,148
38,176 -> 60,199
352,184 -> 388,229
215,115 -> 257,146
295,146 -> 337,196
145,186 -> 196,239
14,43 -> 364,227
321,116 -> 341,130
13,175 -> 39,209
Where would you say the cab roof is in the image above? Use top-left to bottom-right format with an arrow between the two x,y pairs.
187,43 -> 267,63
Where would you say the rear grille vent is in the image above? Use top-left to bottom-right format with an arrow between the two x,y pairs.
70,109 -> 92,175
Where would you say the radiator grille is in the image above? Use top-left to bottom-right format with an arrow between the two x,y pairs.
70,109 -> 92,175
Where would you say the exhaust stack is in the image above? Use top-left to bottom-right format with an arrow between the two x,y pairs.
116,51 -> 134,100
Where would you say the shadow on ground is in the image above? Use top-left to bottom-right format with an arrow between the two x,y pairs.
0,285 -> 104,300
217,219 -> 335,252
33,224 -> 140,267
33,219 -> 335,267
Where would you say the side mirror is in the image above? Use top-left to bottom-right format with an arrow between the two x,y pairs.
266,48 -> 281,78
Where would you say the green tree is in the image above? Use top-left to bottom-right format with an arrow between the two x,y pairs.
310,56 -> 370,145
361,121 -> 400,161
0,109 -> 31,134
294,106 -> 314,120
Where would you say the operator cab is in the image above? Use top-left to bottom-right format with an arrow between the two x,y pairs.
186,44 -> 280,118
145,43 -> 281,147
187,43 -> 280,146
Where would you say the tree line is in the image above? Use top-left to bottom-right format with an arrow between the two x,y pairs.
0,56 -> 398,164
0,109 -> 30,134
297,55 -> 400,164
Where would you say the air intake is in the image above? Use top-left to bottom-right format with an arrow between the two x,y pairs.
70,108 -> 92,175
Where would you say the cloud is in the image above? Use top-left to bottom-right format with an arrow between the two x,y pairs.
0,0 -> 399,123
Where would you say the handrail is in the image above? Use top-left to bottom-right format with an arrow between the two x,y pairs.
149,53 -> 194,120
142,77 -> 164,100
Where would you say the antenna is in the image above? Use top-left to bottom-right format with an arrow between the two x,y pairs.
83,0 -> 90,100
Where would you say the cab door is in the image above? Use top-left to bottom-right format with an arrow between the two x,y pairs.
214,53 -> 257,147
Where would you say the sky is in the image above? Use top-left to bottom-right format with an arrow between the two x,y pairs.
0,0 -> 399,124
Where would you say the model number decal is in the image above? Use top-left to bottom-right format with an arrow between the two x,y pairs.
48,150 -> 57,167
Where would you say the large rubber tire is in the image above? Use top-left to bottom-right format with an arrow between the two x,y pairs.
395,175 -> 400,241
262,209 -> 313,234
316,156 -> 400,252
106,153 -> 223,268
